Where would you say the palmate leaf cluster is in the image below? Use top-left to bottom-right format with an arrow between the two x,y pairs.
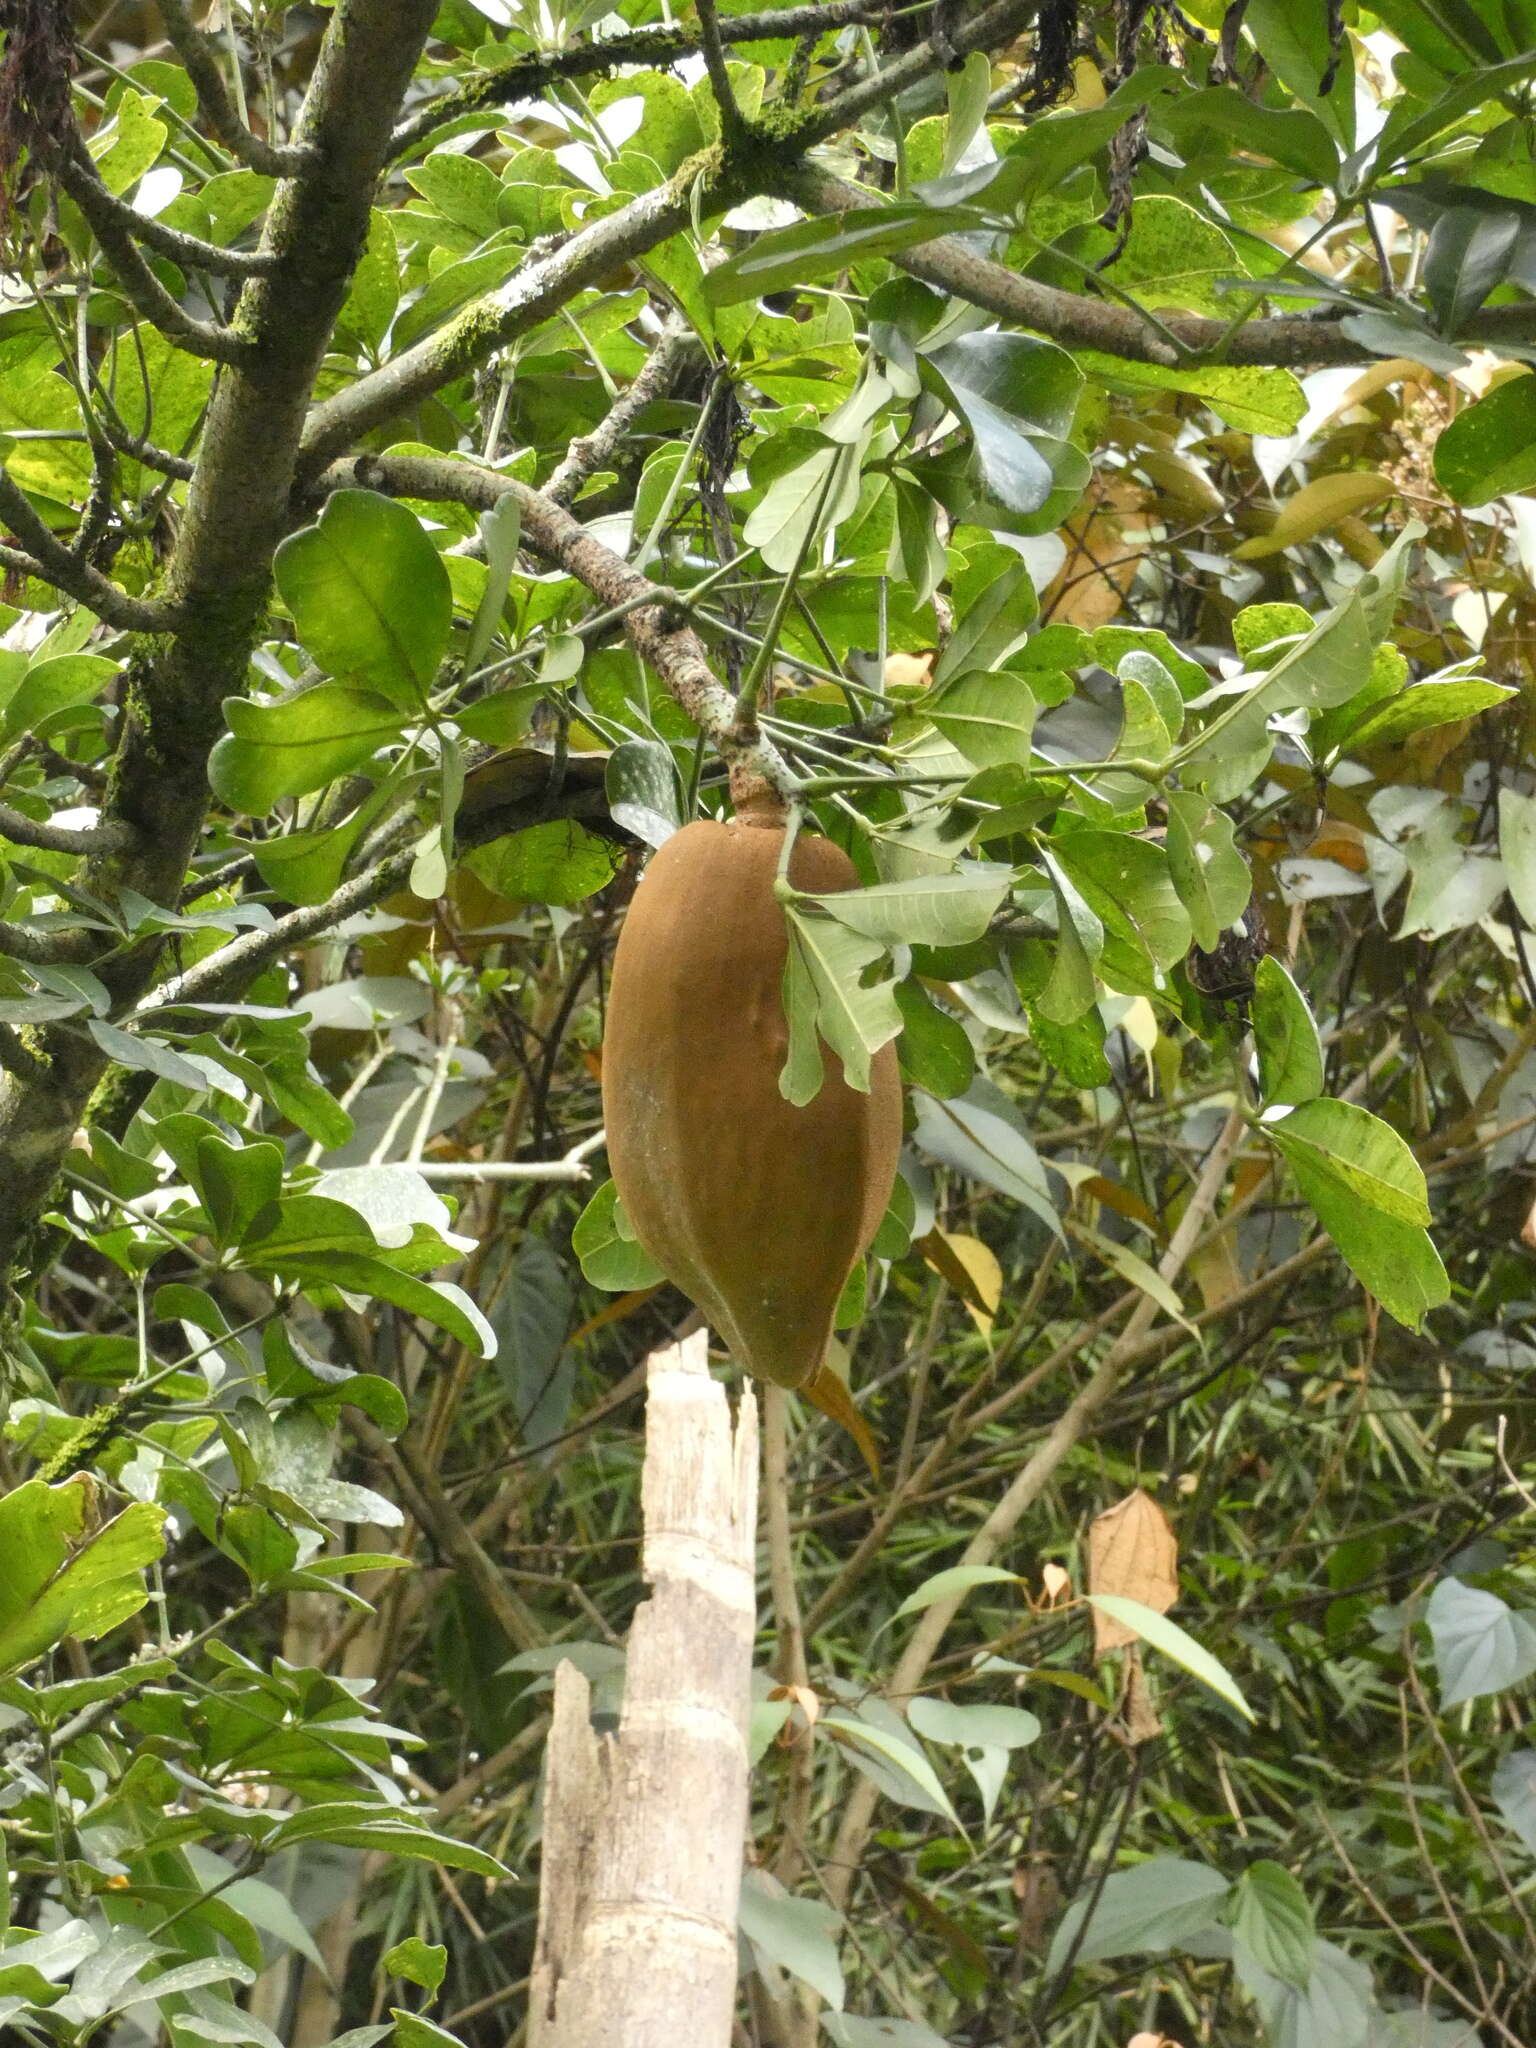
2,1 -> 1536,2045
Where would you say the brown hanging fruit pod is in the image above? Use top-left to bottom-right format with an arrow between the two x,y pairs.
601,809 -> 902,1389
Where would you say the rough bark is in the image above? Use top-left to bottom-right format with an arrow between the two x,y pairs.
529,1331 -> 758,2048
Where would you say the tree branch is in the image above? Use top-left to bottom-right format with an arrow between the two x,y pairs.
315,451 -> 793,802
297,178 -> 724,473
0,1024 -> 45,1082
61,145 -> 255,365
155,0 -> 318,179
138,756 -> 610,1017
57,148 -> 275,279
386,0 -> 887,159
544,310 -> 699,509
0,804 -> 138,858
0,467 -> 180,632
779,162 -> 1536,369
0,919 -> 90,966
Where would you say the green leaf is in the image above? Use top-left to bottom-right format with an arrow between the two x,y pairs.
91,89 -> 167,194
1499,785 -> 1536,927
1267,1098 -> 1430,1226
1336,674 -> 1512,751
0,1481 -> 167,1675
1269,1101 -> 1449,1329
890,1563 -> 1023,1623
461,492 -> 522,678
929,672 -> 1037,768
383,1937 -> 447,1995
1046,1858 -> 1230,1971
780,901 -> 903,1097
392,2017 -> 466,2048
572,1180 -> 665,1291
895,981 -> 975,1098
1434,372 -> 1536,504
1422,206 -> 1519,333
1242,1937 -> 1375,2048
0,654 -> 116,744
1228,1860 -> 1316,1991
1036,856 -> 1103,1026
210,685 -> 406,815
1051,832 -> 1192,989
1165,791 -> 1251,954
267,1805 -> 511,1878
912,1081 -> 1060,1236
821,1711 -> 962,1825
906,1697 -> 1041,1751
1252,958 -> 1324,1108
606,739 -> 681,850
742,437 -> 861,573
800,867 -> 1011,949
87,1019 -> 209,1092
707,204 -> 983,303
274,490 -> 450,706
465,820 -> 621,905
927,332 -> 1087,515
738,1873 -> 845,2010
1426,1576 -> 1536,1706
1084,1595 -> 1255,1721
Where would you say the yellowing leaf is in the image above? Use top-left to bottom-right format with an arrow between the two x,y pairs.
915,1228 -> 1002,1331
1233,472 -> 1395,558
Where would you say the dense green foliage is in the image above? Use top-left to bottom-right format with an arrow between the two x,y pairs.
3,1 -> 1536,2044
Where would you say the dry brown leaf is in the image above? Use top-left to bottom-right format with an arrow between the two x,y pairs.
1011,1858 -> 1062,1949
768,1683 -> 820,1735
1521,1192 -> 1536,1252
1121,1644 -> 1164,1745
1088,1489 -> 1178,1652
1042,474 -> 1149,630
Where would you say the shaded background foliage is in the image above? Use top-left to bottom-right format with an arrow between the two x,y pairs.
1,3 -> 1536,2047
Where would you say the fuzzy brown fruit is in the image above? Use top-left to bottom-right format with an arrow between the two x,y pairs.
601,809 -> 902,1389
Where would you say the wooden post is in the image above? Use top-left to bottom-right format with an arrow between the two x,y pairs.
528,1332 -> 759,2048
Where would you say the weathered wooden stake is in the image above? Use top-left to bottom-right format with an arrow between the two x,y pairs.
528,1332 -> 759,2048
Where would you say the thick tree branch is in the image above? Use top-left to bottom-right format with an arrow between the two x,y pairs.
315,452 -> 793,802
780,163 -> 1536,369
0,919 -> 90,966
0,467 -> 179,632
0,1024 -> 45,1082
155,0 -> 318,179
792,0 -> 1037,148
297,180 -> 719,475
